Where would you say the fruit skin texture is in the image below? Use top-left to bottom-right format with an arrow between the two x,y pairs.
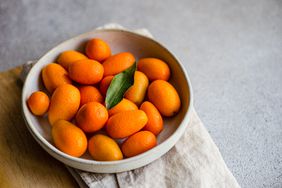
57,50 -> 87,70
148,80 -> 181,117
48,84 -> 80,125
76,102 -> 108,133
137,58 -> 170,81
108,98 -> 138,116
121,131 -> 157,158
85,38 -> 111,62
88,134 -> 123,161
52,120 -> 87,157
140,101 -> 163,135
27,91 -> 50,116
99,76 -> 114,96
103,52 -> 135,76
106,110 -> 148,139
68,59 -> 104,84
124,71 -> 149,106
79,86 -> 103,106
42,63 -> 72,93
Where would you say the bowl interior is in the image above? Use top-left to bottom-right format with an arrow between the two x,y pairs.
22,29 -> 191,162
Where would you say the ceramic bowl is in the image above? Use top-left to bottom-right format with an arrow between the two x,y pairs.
22,29 -> 193,173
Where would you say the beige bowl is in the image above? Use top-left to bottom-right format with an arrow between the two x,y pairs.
22,29 -> 193,173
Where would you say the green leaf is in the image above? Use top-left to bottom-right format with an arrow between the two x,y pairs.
105,62 -> 136,109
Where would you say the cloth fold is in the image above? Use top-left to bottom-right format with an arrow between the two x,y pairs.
22,24 -> 240,188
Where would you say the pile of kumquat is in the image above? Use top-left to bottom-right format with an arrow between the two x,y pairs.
27,38 -> 181,161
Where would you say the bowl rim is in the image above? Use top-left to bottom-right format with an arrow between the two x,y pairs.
21,28 -> 194,166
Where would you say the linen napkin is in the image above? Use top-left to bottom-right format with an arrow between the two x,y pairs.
21,24 -> 240,188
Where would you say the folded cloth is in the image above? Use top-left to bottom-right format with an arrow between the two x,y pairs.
21,24 -> 240,188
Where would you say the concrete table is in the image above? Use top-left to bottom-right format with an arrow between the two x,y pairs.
0,0 -> 281,187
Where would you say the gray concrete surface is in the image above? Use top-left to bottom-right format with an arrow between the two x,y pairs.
1,0 -> 282,187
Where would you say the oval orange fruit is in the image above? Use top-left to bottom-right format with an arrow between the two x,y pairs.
147,80 -> 181,117
99,76 -> 114,96
52,120 -> 87,157
76,102 -> 108,133
137,58 -> 170,81
42,63 -> 72,93
68,59 -> 104,85
48,84 -> 80,125
79,86 -> 103,106
88,134 -> 123,161
106,110 -> 148,139
57,50 -> 87,70
108,98 -> 138,116
103,52 -> 135,76
85,38 -> 111,62
27,91 -> 50,116
140,101 -> 163,135
121,131 -> 157,158
124,71 -> 149,106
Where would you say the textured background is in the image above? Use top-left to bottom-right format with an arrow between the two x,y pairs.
1,0 -> 282,187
